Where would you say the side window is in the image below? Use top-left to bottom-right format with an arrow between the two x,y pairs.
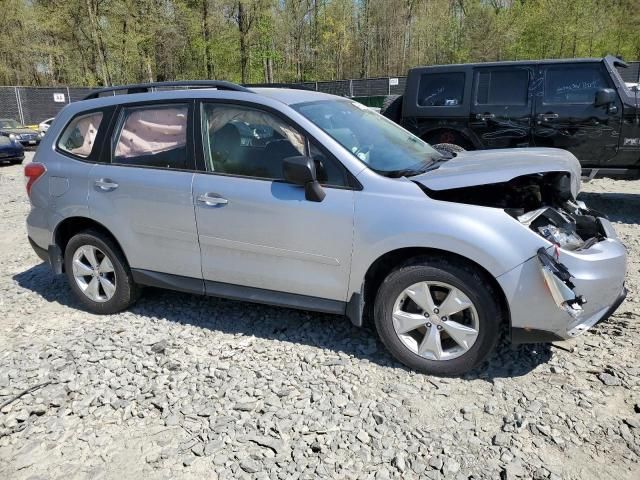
113,104 -> 189,169
308,142 -> 348,186
201,103 -> 347,186
544,66 -> 608,104
476,69 -> 529,106
57,112 -> 103,158
418,73 -> 465,106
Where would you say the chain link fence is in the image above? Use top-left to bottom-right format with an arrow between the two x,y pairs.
0,76 -> 407,125
0,86 -> 101,125
2,62 -> 637,125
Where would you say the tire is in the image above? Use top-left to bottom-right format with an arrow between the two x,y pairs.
374,257 -> 502,376
431,143 -> 466,156
64,229 -> 139,314
380,95 -> 403,123
426,131 -> 472,150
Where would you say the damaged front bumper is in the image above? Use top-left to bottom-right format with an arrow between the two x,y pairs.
498,217 -> 627,343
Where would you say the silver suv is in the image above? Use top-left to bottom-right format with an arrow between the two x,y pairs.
25,81 -> 627,375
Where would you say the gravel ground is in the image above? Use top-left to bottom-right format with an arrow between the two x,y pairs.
1,153 -> 639,480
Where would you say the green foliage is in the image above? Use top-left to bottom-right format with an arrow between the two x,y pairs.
0,0 -> 638,86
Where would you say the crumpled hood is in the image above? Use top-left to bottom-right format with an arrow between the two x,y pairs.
413,147 -> 582,198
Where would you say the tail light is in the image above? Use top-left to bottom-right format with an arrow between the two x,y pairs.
24,162 -> 46,197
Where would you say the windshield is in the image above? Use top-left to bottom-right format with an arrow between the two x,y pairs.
293,100 -> 443,176
0,119 -> 22,129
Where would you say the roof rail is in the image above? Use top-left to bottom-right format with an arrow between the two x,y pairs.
83,80 -> 253,100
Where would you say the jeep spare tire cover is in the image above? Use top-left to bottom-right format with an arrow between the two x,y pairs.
432,143 -> 466,156
381,95 -> 403,123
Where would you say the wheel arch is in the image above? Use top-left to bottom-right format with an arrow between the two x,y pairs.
421,127 -> 478,149
53,216 -> 130,272
350,247 -> 510,333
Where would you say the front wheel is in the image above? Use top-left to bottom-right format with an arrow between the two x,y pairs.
374,259 -> 502,376
64,230 -> 139,314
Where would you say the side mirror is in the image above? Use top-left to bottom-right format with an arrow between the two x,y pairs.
282,156 -> 326,202
594,88 -> 616,107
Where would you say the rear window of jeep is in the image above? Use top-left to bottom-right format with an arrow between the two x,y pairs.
418,73 -> 465,107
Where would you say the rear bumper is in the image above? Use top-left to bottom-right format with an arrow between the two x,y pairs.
28,236 -> 63,274
499,218 -> 627,343
28,236 -> 49,262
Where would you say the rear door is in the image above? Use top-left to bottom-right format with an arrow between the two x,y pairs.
88,101 -> 201,279
533,62 -> 623,165
469,65 -> 534,148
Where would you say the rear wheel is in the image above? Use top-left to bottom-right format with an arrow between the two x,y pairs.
374,258 -> 502,376
64,230 -> 139,314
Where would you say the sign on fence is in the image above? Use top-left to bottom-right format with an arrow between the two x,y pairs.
53,93 -> 66,103
389,78 -> 399,86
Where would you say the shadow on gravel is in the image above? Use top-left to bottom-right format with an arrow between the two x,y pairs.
578,191 -> 640,225
14,263 -> 551,380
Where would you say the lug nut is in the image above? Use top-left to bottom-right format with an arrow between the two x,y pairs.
441,316 -> 447,321
426,322 -> 432,327
437,325 -> 443,330
433,308 -> 439,314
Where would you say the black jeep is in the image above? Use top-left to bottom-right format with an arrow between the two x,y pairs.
381,55 -> 640,177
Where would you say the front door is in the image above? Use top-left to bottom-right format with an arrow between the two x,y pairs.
469,65 -> 534,149
192,102 -> 355,302
532,62 -> 623,166
89,102 -> 201,279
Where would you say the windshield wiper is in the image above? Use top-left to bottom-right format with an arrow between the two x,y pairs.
382,159 -> 439,178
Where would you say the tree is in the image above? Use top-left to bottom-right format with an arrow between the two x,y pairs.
0,0 -> 638,86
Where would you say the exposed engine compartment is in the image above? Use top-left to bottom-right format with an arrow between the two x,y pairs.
418,172 -> 607,250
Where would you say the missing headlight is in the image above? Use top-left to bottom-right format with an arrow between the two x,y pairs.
518,208 -> 584,250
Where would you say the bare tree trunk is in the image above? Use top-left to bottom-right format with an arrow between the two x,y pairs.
85,0 -> 111,85
121,17 -> 128,83
146,58 -> 154,83
263,55 -> 273,83
238,1 -> 250,83
202,0 -> 214,78
360,0 -> 370,78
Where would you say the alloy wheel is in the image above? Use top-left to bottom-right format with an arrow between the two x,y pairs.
71,245 -> 117,303
392,281 -> 479,361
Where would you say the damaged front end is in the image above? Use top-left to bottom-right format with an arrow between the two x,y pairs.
537,247 -> 585,318
416,171 -> 627,341
421,171 -> 608,252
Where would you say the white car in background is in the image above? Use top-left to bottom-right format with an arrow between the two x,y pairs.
39,118 -> 55,135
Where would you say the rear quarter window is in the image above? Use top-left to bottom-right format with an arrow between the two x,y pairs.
57,112 -> 104,158
418,73 -> 465,107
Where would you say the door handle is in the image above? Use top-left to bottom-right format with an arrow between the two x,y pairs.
94,178 -> 119,191
197,193 -> 228,206
537,113 -> 559,122
475,113 -> 495,121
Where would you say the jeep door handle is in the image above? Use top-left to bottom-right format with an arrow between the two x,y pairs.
197,193 -> 228,206
94,178 -> 119,191
475,113 -> 495,121
537,113 -> 559,122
